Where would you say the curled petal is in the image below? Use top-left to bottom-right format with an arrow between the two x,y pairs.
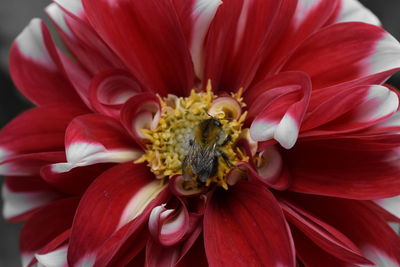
89,70 -> 142,118
169,175 -> 205,197
121,93 -> 161,146
237,145 -> 290,190
250,73 -> 311,149
149,202 -> 189,246
208,96 -> 242,120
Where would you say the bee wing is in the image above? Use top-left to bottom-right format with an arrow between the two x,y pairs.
182,145 -> 196,181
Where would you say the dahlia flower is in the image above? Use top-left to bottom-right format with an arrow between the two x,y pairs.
2,0 -> 400,266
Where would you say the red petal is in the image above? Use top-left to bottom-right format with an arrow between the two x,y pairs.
10,19 -> 85,107
284,138 -> 400,199
282,22 -> 400,89
291,226 -> 360,267
204,0 -> 286,92
204,182 -> 295,267
67,163 -> 167,266
52,114 -> 141,173
82,0 -> 194,96
41,163 -> 114,195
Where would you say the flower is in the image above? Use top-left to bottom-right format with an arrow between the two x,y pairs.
2,0 -> 400,266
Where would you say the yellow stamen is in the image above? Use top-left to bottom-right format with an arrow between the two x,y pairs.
136,84 -> 248,189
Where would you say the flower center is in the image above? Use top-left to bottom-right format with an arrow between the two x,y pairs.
136,84 -> 248,189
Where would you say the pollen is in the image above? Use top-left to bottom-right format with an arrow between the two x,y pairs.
136,83 -> 248,189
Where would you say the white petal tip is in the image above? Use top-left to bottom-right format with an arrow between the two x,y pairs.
274,115 -> 299,149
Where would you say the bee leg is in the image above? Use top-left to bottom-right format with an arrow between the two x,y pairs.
219,134 -> 232,147
217,150 -> 235,168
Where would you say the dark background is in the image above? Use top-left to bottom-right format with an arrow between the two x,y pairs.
1,1 -> 400,266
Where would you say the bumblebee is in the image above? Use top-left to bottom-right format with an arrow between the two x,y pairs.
182,117 -> 234,184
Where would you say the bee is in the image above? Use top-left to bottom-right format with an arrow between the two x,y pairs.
182,117 -> 234,184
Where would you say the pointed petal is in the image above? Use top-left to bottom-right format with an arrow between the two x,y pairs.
204,182 -> 295,267
302,85 -> 399,136
374,196 -> 400,220
2,176 -> 62,221
283,23 -> 400,89
0,105 -> 87,162
82,0 -> 194,96
10,19 -> 85,106
52,114 -> 141,173
68,163 -> 167,266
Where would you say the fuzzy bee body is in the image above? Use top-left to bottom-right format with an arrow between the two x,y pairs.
182,118 -> 233,183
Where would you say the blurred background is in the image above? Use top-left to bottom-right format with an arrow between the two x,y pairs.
1,1 -> 400,266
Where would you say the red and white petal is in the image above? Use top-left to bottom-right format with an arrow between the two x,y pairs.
20,198 -> 78,267
10,19 -> 84,107
46,3 -> 126,76
120,93 -> 161,146
250,75 -> 311,149
35,246 -> 68,267
52,114 -> 141,173
0,105 -> 88,161
53,0 -> 85,19
67,163 -> 168,266
82,0 -> 194,96
330,0 -> 380,26
289,195 -> 400,266
204,182 -> 295,267
283,23 -> 400,89
2,176 -> 62,221
285,139 -> 400,199
173,0 -> 222,79
89,70 -> 142,118
302,85 -> 399,136
374,196 -> 400,220
280,200 -> 372,265
204,0 -> 285,92
149,202 -> 189,246
0,152 -> 66,176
